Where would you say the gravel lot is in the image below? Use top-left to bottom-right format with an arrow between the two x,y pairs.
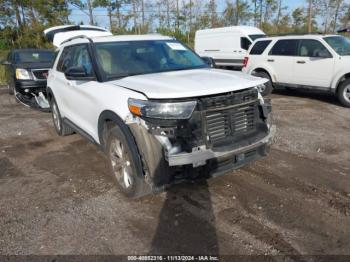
0,86 -> 349,256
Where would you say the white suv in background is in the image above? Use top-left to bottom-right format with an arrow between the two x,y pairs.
45,27 -> 274,198
242,34 -> 350,107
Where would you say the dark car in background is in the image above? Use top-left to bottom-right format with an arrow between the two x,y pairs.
1,49 -> 54,107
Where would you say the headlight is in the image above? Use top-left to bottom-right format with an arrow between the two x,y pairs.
128,98 -> 197,119
15,69 -> 33,80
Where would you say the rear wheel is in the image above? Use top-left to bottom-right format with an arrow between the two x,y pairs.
338,79 -> 350,108
106,125 -> 151,198
252,71 -> 273,96
8,84 -> 14,95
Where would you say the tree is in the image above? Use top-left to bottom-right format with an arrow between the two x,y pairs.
207,0 -> 219,28
94,0 -> 116,30
292,7 -> 305,33
70,0 -> 95,25
307,0 -> 312,33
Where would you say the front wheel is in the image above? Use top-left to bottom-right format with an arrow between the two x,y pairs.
106,125 -> 151,198
338,79 -> 350,108
50,98 -> 74,136
252,71 -> 273,96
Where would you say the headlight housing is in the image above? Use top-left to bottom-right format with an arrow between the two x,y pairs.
15,69 -> 33,80
128,98 -> 197,120
257,84 -> 266,93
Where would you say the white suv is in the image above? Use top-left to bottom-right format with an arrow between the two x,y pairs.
46,31 -> 274,198
242,34 -> 350,107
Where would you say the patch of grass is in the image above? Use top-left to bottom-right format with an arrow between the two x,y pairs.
0,50 -> 9,85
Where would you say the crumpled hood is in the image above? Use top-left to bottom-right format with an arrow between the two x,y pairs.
109,68 -> 267,99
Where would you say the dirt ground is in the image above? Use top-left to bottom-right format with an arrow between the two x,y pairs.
0,86 -> 349,257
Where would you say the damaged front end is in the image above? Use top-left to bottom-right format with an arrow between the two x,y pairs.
128,87 -> 275,188
14,68 -> 50,111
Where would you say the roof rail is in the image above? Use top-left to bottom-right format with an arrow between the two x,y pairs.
268,32 -> 324,37
60,34 -> 93,45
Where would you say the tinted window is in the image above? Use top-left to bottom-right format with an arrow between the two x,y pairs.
56,47 -> 72,72
241,37 -> 251,50
95,40 -> 206,80
298,39 -> 331,58
13,50 -> 54,63
324,36 -> 350,56
70,45 -> 94,76
269,40 -> 299,56
57,45 -> 93,76
250,40 -> 272,55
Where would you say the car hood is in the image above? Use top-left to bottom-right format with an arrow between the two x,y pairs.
109,68 -> 267,99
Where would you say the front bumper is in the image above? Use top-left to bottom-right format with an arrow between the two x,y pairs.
15,80 -> 47,95
167,125 -> 276,167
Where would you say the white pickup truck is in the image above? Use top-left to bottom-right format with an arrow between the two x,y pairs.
45,26 -> 274,198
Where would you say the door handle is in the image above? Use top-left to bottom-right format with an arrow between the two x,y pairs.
297,61 -> 306,64
267,59 -> 274,62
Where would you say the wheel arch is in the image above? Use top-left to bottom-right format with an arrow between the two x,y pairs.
97,110 -> 129,151
333,72 -> 350,94
46,87 -> 54,102
252,67 -> 274,83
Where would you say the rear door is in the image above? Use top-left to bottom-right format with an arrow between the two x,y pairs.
267,39 -> 299,84
293,39 -> 334,88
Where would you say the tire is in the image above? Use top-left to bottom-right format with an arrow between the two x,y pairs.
106,125 -> 151,198
252,71 -> 273,96
50,98 -> 74,136
8,84 -> 14,95
338,79 -> 350,108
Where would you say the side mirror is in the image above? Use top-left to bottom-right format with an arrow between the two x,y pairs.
201,56 -> 216,68
1,60 -> 11,65
64,66 -> 95,81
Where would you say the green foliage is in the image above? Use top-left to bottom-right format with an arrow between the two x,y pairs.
156,28 -> 194,47
0,50 -> 9,84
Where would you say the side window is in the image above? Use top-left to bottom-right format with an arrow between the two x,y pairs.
249,40 -> 272,55
241,37 -> 251,50
70,45 -> 94,76
298,39 -> 332,58
269,39 -> 299,56
56,45 -> 94,76
56,47 -> 72,72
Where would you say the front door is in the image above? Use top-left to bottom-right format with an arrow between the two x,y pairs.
53,44 -> 98,137
293,39 -> 334,88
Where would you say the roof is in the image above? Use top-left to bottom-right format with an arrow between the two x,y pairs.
60,34 -> 174,47
255,34 -> 339,41
196,26 -> 265,35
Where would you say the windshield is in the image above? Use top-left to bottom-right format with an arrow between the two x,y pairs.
95,40 -> 207,80
14,50 -> 54,63
249,34 -> 266,41
324,36 -> 350,56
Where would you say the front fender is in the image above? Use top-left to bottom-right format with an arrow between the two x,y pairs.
331,70 -> 350,93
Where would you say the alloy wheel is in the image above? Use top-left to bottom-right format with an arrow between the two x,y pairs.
110,138 -> 133,189
344,84 -> 350,103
